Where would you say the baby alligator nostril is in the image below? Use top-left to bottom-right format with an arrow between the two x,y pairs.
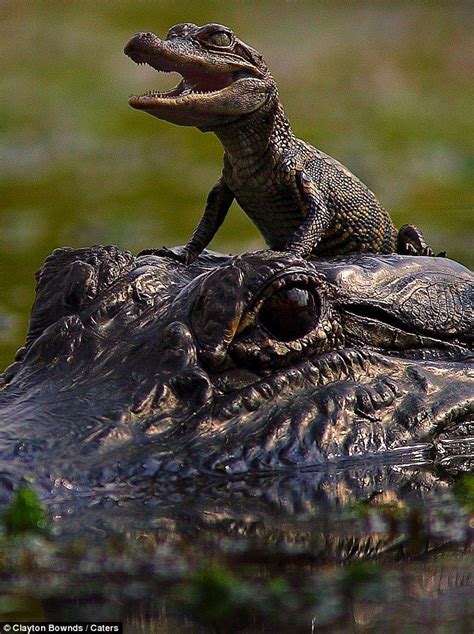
124,32 -> 160,60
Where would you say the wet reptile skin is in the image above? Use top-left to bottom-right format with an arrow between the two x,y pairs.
0,246 -> 472,490
125,22 -> 435,262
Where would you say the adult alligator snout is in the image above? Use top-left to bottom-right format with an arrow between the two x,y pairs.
0,246 -> 472,493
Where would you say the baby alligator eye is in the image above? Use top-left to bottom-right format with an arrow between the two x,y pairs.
258,285 -> 320,341
208,31 -> 233,47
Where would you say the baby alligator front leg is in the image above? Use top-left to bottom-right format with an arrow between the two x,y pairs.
284,171 -> 331,257
141,179 -> 234,264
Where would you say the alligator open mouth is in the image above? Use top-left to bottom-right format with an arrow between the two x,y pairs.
124,34 -> 251,108
128,66 -> 241,105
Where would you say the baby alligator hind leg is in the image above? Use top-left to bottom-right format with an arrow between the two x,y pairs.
397,224 -> 446,257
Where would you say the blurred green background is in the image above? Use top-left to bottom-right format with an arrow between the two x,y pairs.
1,1 -> 472,370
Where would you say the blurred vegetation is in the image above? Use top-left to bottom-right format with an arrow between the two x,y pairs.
0,482 -> 471,630
2,486 -> 49,535
1,0 -> 473,369
453,473 -> 474,513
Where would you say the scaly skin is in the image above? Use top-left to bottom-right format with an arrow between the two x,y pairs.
0,245 -> 472,490
124,23 -> 438,263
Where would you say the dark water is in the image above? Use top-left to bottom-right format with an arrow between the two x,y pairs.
0,462 -> 472,631
62,479 -> 469,633
0,2 -> 473,631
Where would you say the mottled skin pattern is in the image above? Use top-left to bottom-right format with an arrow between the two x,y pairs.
124,23 -> 437,262
0,246 -> 472,499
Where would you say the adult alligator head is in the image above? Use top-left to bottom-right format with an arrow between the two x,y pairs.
0,247 -> 472,498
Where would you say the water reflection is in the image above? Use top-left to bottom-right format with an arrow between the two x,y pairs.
6,462 -> 468,631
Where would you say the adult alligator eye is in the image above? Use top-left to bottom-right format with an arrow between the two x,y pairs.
259,285 -> 320,341
208,31 -> 233,47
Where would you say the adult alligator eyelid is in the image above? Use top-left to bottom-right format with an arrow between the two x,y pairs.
238,270 -> 320,319
259,268 -> 322,294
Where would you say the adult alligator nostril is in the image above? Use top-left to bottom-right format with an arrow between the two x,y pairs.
170,369 -> 212,408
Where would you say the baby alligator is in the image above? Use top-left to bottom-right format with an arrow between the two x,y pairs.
125,22 -> 437,263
